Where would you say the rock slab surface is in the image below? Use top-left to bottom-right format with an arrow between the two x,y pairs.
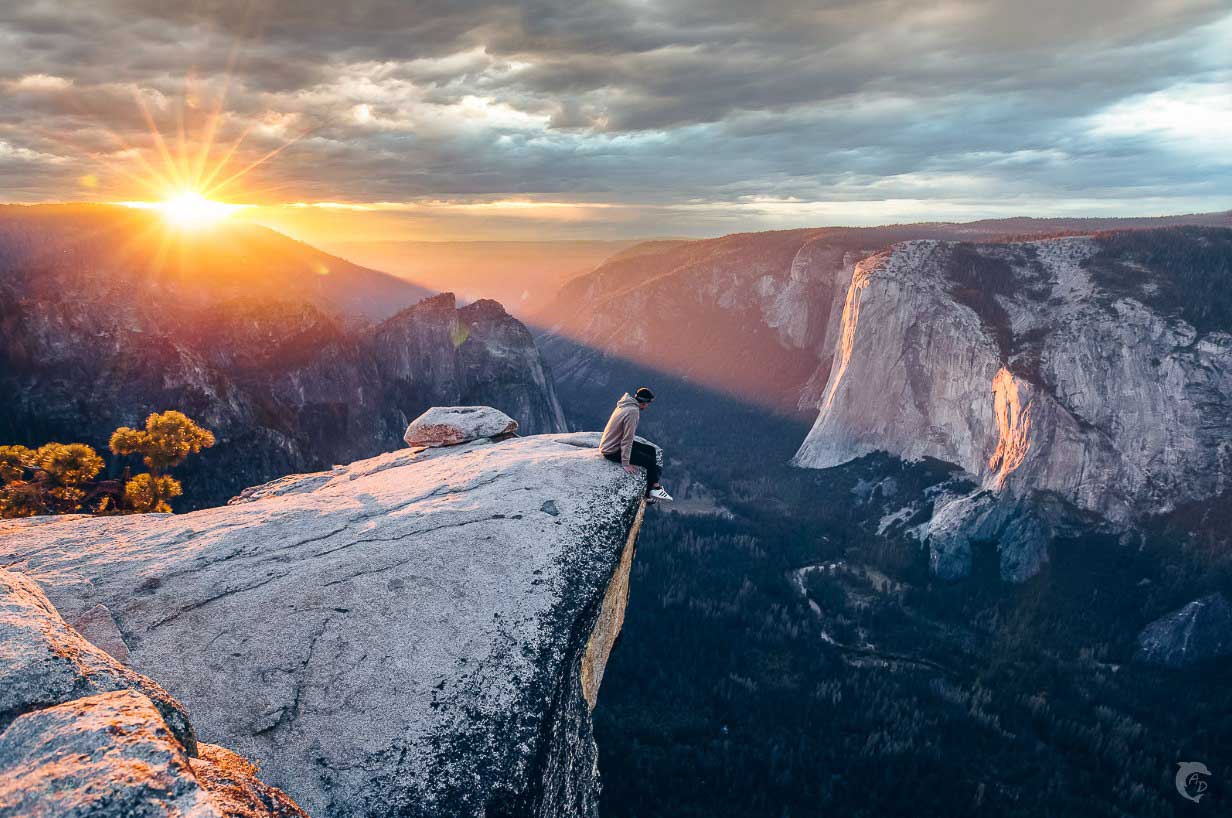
0,430 -> 651,818
0,690 -> 217,818
0,569 -> 194,754
0,570 -> 306,818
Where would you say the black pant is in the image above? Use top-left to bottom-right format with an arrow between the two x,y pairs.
605,442 -> 661,491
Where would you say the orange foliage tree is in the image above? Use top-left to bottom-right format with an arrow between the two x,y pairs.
0,410 -> 215,519
109,410 -> 216,513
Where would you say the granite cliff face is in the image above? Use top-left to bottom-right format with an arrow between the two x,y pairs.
0,427 -> 651,817
539,230 -> 868,412
538,215 -> 1230,413
793,227 -> 1232,579
0,207 -> 566,507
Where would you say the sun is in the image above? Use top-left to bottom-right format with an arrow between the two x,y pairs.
158,191 -> 238,230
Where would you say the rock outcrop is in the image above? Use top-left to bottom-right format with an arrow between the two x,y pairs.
1135,593 -> 1232,668
0,690 -> 220,818
793,227 -> 1232,579
0,568 -> 194,753
0,206 -> 567,507
403,406 -> 518,447
0,568 -> 305,818
0,427 -> 652,817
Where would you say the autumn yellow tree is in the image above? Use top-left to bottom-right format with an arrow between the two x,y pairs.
110,410 -> 215,513
0,443 -> 105,517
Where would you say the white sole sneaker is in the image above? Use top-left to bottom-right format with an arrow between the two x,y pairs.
648,488 -> 673,502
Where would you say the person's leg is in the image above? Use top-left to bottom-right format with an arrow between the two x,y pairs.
628,442 -> 662,488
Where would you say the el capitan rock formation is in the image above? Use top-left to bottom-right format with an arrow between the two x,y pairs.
793,228 -> 1232,579
540,217 -> 1231,582
0,424 -> 653,817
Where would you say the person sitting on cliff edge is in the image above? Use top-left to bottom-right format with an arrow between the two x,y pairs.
600,387 -> 673,503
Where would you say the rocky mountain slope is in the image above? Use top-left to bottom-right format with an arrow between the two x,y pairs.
539,214 -> 1231,583
0,567 -> 306,817
0,204 -> 430,326
0,206 -> 566,507
0,421 -> 653,817
794,227 -> 1232,579
537,213 -> 1230,413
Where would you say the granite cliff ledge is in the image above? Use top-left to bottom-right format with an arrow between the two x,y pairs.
0,426 -> 652,817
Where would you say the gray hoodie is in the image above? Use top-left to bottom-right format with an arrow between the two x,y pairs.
599,393 -> 640,464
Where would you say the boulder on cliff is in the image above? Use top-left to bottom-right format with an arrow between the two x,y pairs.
403,405 -> 518,447
1135,593 -> 1232,668
0,424 -> 654,818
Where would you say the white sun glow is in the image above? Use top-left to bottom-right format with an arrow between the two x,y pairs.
158,191 -> 239,229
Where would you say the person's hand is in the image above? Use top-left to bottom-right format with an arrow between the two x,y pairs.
623,464 -> 638,474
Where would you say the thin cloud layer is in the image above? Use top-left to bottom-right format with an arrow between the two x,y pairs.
1,0 -> 1228,237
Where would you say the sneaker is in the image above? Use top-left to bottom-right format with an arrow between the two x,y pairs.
648,486 -> 673,502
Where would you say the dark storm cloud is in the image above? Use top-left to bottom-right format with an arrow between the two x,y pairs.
0,0 -> 1228,230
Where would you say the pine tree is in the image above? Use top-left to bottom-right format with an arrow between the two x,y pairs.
110,410 -> 215,513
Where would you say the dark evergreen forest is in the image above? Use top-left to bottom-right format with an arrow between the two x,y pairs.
550,352 -> 1232,817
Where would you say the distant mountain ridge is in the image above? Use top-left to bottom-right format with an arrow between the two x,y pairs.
319,238 -> 642,316
538,211 -> 1232,582
0,204 -> 432,325
538,211 -> 1231,414
0,206 -> 565,507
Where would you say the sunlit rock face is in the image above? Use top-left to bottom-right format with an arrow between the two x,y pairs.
0,568 -> 195,755
537,218 -> 1229,414
0,429 -> 650,818
794,227 -> 1232,579
0,568 -> 305,818
0,690 -> 220,818
538,230 -> 867,412
0,207 -> 566,507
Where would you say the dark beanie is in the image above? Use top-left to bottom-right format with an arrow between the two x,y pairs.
635,387 -> 656,402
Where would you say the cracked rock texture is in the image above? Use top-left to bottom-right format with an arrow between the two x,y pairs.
0,690 -> 219,818
793,228 -> 1232,580
0,570 -> 305,818
0,568 -> 195,754
0,431 -> 650,817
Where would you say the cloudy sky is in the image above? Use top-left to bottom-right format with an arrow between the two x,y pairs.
1,0 -> 1229,240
